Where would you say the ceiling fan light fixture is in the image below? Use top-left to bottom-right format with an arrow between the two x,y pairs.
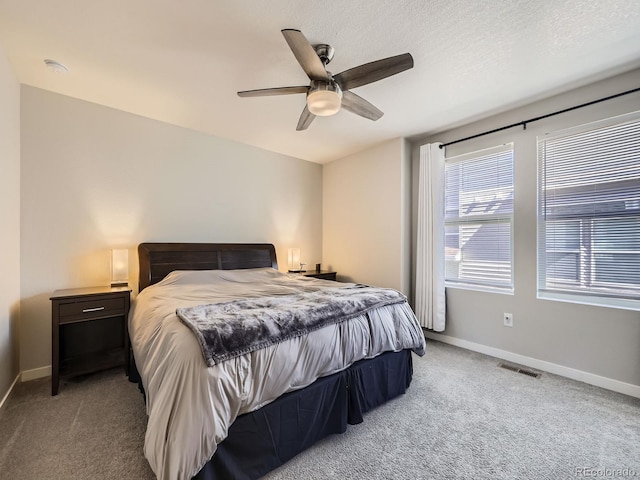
307,80 -> 342,116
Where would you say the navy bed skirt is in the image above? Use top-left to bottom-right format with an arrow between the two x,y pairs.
193,349 -> 414,480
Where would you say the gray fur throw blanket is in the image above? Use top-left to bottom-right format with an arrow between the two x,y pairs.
176,286 -> 407,366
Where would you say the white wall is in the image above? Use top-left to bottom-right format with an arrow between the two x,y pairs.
0,45 -> 20,402
20,86 -> 323,373
411,68 -> 640,390
323,138 -> 411,294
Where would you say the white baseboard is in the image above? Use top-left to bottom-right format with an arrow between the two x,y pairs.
0,373 -> 20,411
425,332 -> 640,399
20,365 -> 51,382
1,365 -> 52,410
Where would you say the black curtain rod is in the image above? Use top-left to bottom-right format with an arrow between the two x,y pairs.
439,86 -> 640,149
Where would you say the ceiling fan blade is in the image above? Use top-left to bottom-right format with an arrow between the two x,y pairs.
281,29 -> 331,82
341,91 -> 383,121
296,105 -> 316,131
237,86 -> 308,97
334,53 -> 414,91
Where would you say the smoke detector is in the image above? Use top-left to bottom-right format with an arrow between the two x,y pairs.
44,59 -> 69,73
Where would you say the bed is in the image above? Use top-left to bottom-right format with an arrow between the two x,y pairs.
129,242 -> 425,480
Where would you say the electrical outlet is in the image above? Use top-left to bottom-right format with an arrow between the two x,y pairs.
504,313 -> 513,327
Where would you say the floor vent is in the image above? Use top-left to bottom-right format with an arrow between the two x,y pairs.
498,362 -> 541,378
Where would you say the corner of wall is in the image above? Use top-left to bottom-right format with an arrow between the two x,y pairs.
0,43 -> 21,402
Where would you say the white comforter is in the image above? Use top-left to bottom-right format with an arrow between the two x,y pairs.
129,268 -> 426,480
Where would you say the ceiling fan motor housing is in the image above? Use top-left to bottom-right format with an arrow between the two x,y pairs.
314,44 -> 335,65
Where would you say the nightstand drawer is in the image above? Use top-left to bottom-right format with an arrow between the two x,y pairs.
59,296 -> 125,322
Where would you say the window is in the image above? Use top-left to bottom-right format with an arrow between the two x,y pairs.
537,111 -> 640,310
444,144 -> 514,292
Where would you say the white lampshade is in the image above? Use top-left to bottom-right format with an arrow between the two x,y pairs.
111,248 -> 129,287
288,248 -> 301,272
307,81 -> 342,116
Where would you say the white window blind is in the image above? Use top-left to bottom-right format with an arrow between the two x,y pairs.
537,111 -> 640,310
445,144 -> 514,292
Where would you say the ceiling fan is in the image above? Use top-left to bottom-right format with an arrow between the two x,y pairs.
237,29 -> 414,131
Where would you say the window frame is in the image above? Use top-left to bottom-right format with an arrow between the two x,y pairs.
444,143 -> 515,294
536,111 -> 640,311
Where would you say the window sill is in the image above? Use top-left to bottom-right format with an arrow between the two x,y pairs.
445,283 -> 514,296
537,291 -> 640,311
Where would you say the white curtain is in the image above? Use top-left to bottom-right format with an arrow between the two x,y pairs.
416,143 -> 446,331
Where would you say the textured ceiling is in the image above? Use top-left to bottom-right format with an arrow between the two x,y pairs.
1,0 -> 639,163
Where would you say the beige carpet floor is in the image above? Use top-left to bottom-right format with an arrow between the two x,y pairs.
1,340 -> 638,479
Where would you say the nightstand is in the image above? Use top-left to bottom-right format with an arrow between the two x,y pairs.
302,270 -> 337,281
50,286 -> 131,396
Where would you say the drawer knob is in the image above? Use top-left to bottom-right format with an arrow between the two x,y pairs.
82,306 -> 105,313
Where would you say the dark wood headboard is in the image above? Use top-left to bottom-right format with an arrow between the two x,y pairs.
138,243 -> 278,291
